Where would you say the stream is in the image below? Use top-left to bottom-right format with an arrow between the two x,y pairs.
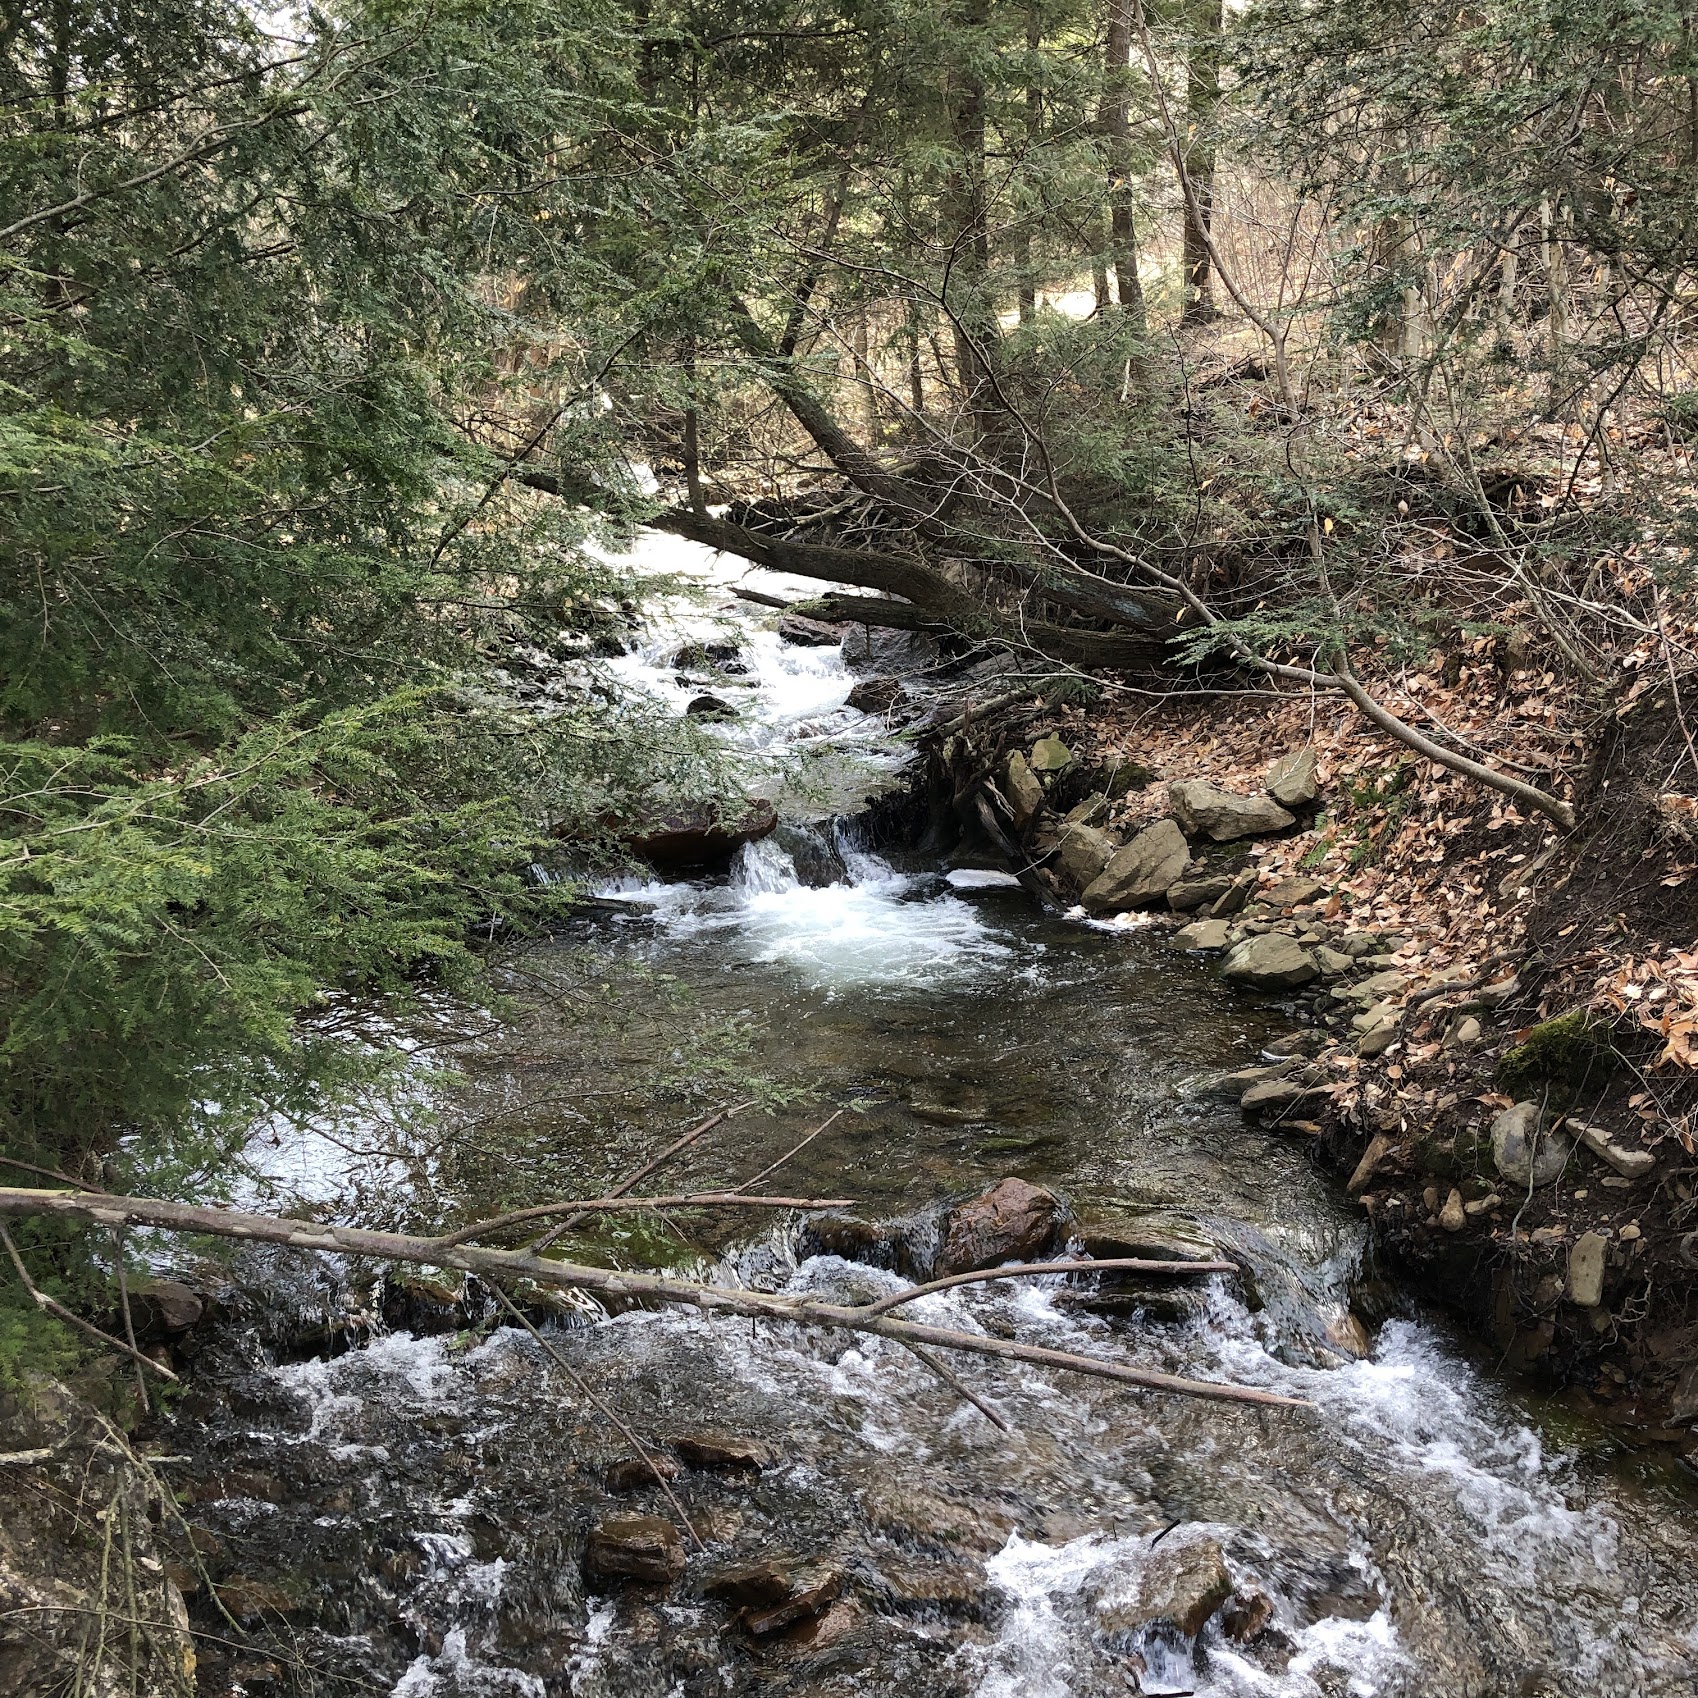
160,537 -> 1698,1698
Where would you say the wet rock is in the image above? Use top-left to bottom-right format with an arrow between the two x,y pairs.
778,614 -> 843,646
1241,1077 -> 1316,1112
1098,1531 -> 1233,1640
1490,1102 -> 1571,1188
1166,873 -> 1234,911
673,641 -> 743,671
1057,823 -> 1120,890
1570,1120 -> 1656,1179
742,1568 -> 844,1635
216,1577 -> 301,1619
1028,735 -> 1074,774
703,1560 -> 794,1609
846,676 -> 902,714
1266,748 -> 1320,807
1221,1584 -> 1276,1643
1004,751 -> 1045,830
672,1434 -> 768,1473
1172,918 -> 1231,951
128,1276 -> 205,1336
866,1551 -> 988,1619
842,625 -> 940,674
936,1178 -> 1064,1276
626,799 -> 778,869
585,1515 -> 687,1585
1221,934 -> 1318,990
1080,819 -> 1190,913
606,1454 -> 683,1493
1168,780 -> 1296,842
686,693 -> 737,720
1567,1232 -> 1608,1307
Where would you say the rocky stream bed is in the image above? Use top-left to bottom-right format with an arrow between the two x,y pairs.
19,533 -> 1698,1698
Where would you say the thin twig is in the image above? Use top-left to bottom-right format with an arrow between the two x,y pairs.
897,1340 -> 1011,1433
0,1223 -> 176,1383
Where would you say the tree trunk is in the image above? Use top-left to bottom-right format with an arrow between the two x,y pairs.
1180,0 -> 1221,325
1100,0 -> 1147,332
943,0 -> 1000,431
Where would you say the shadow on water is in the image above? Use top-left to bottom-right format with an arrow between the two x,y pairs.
161,538 -> 1698,1698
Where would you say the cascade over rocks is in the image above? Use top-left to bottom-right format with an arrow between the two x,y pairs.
1095,1530 -> 1234,1640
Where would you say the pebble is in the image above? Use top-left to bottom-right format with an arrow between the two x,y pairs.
1619,1222 -> 1642,1241
1439,1189 -> 1466,1232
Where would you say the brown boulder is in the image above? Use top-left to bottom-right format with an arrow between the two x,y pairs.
936,1178 -> 1064,1276
584,1515 -> 686,1585
672,1433 -> 768,1473
625,800 -> 777,868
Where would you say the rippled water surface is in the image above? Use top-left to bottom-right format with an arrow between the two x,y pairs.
164,536 -> 1698,1698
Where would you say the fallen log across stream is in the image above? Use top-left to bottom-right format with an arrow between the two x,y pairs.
0,1186 -> 1309,1410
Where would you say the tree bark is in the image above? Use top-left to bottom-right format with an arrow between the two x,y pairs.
1180,0 -> 1221,325
1100,0 -> 1147,332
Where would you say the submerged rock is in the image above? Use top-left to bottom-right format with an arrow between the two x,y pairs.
1168,780 -> 1296,842
936,1178 -> 1064,1275
585,1515 -> 686,1584
1081,819 -> 1190,913
1220,934 -> 1319,990
741,1567 -> 843,1636
1097,1531 -> 1233,1640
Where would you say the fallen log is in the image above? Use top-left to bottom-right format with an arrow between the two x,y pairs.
0,1187 -> 1308,1410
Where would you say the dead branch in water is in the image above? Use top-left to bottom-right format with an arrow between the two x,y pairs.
432,1190 -> 855,1250
0,1187 -> 1309,1410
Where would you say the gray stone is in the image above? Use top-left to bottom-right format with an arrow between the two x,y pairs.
1167,874 -> 1234,912
1057,823 -> 1120,890
1266,747 -> 1320,807
1220,933 -> 1319,990
1172,918 -> 1231,951
1567,1231 -> 1608,1307
1356,1019 -> 1399,1058
1241,1077 -> 1316,1111
1260,875 -> 1326,908
1345,969 -> 1409,1006
1064,795 -> 1109,829
1490,1102 -> 1571,1188
1168,780 -> 1296,842
1080,818 -> 1190,913
1004,752 -> 1044,830
1208,870 -> 1259,917
1028,735 -> 1073,774
1570,1120 -> 1657,1179
1313,945 -> 1355,978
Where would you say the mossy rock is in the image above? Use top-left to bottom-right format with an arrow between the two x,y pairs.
1496,1010 -> 1614,1101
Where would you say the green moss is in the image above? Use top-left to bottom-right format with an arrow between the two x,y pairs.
1497,1010 -> 1614,1100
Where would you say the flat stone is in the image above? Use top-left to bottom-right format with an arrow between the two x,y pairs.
1313,945 -> 1355,978
1260,875 -> 1326,908
1220,933 -> 1319,990
1490,1101 -> 1571,1188
1347,969 -> 1410,1004
1266,747 -> 1320,807
1081,819 -> 1190,913
1028,735 -> 1073,774
742,1569 -> 844,1636
1567,1231 -> 1609,1307
672,1433 -> 768,1472
1167,874 -> 1234,912
606,1454 -> 683,1493
1570,1120 -> 1657,1178
1209,870 -> 1259,917
1240,1078 -> 1318,1111
1168,780 -> 1296,843
584,1515 -> 686,1585
704,1561 -> 794,1609
1172,918 -> 1231,951
1004,751 -> 1045,830
1058,823 -> 1120,890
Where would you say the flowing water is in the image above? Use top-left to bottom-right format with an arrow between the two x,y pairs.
161,537 -> 1698,1698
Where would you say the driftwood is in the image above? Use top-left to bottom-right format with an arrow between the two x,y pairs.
0,1187 -> 1308,1410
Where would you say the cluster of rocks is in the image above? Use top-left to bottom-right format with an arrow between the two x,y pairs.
989,735 -> 1320,919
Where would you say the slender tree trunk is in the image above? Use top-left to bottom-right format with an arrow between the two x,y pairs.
1180,0 -> 1221,324
1100,0 -> 1147,332
1017,6 -> 1042,324
944,0 -> 1000,432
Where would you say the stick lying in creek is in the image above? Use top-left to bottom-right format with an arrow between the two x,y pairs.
0,1187 -> 1311,1411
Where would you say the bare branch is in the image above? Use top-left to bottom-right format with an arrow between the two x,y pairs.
861,1257 -> 1239,1317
